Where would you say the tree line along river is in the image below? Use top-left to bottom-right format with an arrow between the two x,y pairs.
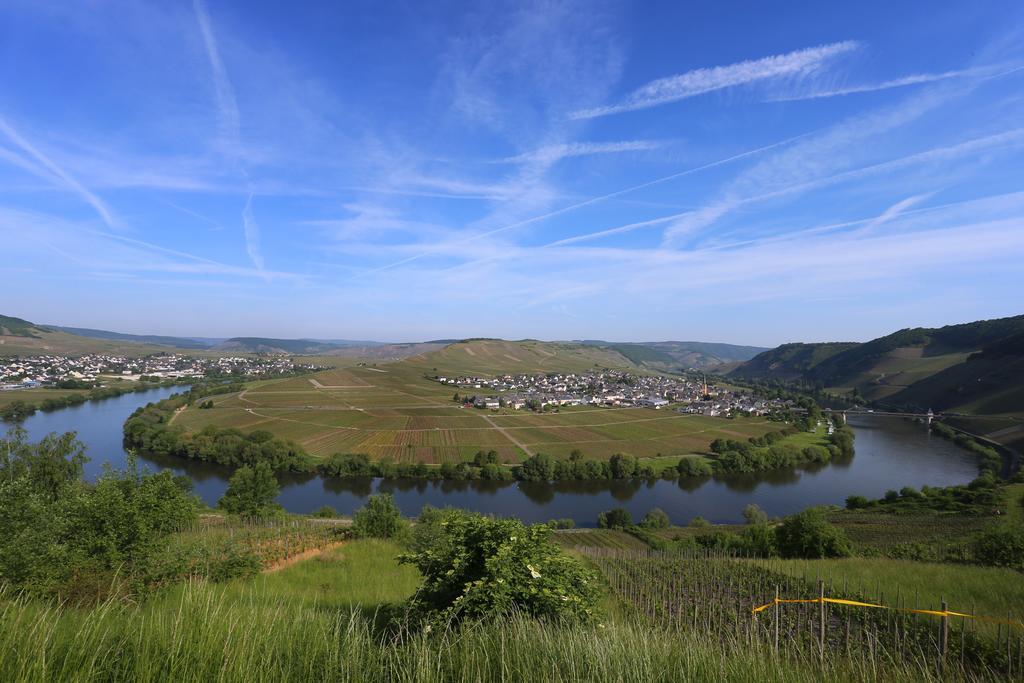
12,386 -> 980,526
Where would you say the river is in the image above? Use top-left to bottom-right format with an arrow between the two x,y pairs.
11,387 -> 981,526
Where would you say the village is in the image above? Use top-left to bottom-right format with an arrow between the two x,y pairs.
434,370 -> 792,416
0,353 -> 321,390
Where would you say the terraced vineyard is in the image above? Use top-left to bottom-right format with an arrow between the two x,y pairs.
582,547 -> 1018,677
173,344 -> 781,464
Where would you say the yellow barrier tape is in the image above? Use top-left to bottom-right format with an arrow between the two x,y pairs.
750,597 -> 1024,629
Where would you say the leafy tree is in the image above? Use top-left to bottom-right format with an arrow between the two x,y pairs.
676,457 -> 713,477
217,462 -> 281,518
352,493 -> 407,540
400,510 -> 600,625
517,453 -> 555,481
608,453 -> 637,479
640,508 -> 670,529
742,503 -> 768,525
775,508 -> 852,558
312,505 -> 337,518
689,516 -> 710,528
597,507 -> 632,529
472,449 -> 500,467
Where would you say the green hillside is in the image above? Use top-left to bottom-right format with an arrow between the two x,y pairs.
0,315 -> 191,357
581,340 -> 767,371
0,314 -> 49,338
730,314 -> 1024,417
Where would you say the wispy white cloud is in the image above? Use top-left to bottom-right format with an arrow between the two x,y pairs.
1,207 -> 301,282
537,128 -> 1024,249
659,62 -> 1024,246
570,41 -> 859,119
193,0 -> 241,161
0,117 -> 118,229
857,193 -> 934,234
241,194 -> 265,273
193,0 -> 266,274
360,133 -> 810,275
767,68 -> 987,102
496,140 -> 663,165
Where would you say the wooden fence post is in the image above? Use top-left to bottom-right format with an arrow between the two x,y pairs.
774,585 -> 780,655
939,599 -> 949,676
819,579 -> 826,666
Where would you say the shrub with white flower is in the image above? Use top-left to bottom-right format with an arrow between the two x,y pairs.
400,509 -> 600,627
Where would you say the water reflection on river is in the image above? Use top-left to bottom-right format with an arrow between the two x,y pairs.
14,388 -> 980,526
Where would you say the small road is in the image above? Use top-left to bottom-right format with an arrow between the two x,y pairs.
481,413 -> 534,457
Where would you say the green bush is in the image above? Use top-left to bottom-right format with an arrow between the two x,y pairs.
845,495 -> 869,510
399,510 -> 600,626
0,429 -> 199,598
352,494 -> 407,540
775,508 -> 852,559
640,508 -> 670,529
312,505 -> 337,518
676,457 -> 712,477
971,524 -> 1024,568
597,508 -> 632,529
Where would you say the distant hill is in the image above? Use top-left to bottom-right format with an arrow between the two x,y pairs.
406,339 -> 636,376
214,337 -> 350,354
579,340 -> 768,372
48,325 -> 220,350
0,315 -> 50,338
730,314 -> 1024,415
0,315 -> 185,356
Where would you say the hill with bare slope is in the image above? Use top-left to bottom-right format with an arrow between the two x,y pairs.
402,339 -> 638,376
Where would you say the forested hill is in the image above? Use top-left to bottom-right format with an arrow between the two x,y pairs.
730,314 -> 1024,414
579,340 -> 768,371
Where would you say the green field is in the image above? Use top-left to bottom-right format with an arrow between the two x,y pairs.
174,344 -> 782,464
0,387 -> 92,409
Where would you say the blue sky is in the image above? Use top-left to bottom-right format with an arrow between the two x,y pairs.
1,1 -> 1022,346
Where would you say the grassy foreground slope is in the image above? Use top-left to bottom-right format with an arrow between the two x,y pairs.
2,535 -> 990,682
173,340 -> 779,462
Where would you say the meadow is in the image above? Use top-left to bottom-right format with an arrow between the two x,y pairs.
4,534 -> 1017,682
173,357 -> 782,464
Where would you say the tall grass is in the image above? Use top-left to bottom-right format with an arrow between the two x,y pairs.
1,540 -> 1017,681
0,585 -> 971,682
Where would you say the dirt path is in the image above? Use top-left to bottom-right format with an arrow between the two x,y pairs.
262,541 -> 346,573
481,413 -> 534,457
309,378 -> 374,389
168,404 -> 187,425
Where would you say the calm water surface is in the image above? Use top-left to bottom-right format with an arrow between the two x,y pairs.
14,388 -> 980,526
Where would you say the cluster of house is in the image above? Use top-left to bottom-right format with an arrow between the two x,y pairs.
432,370 -> 774,413
675,396 -> 790,418
434,370 -> 796,415
0,353 -> 321,390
